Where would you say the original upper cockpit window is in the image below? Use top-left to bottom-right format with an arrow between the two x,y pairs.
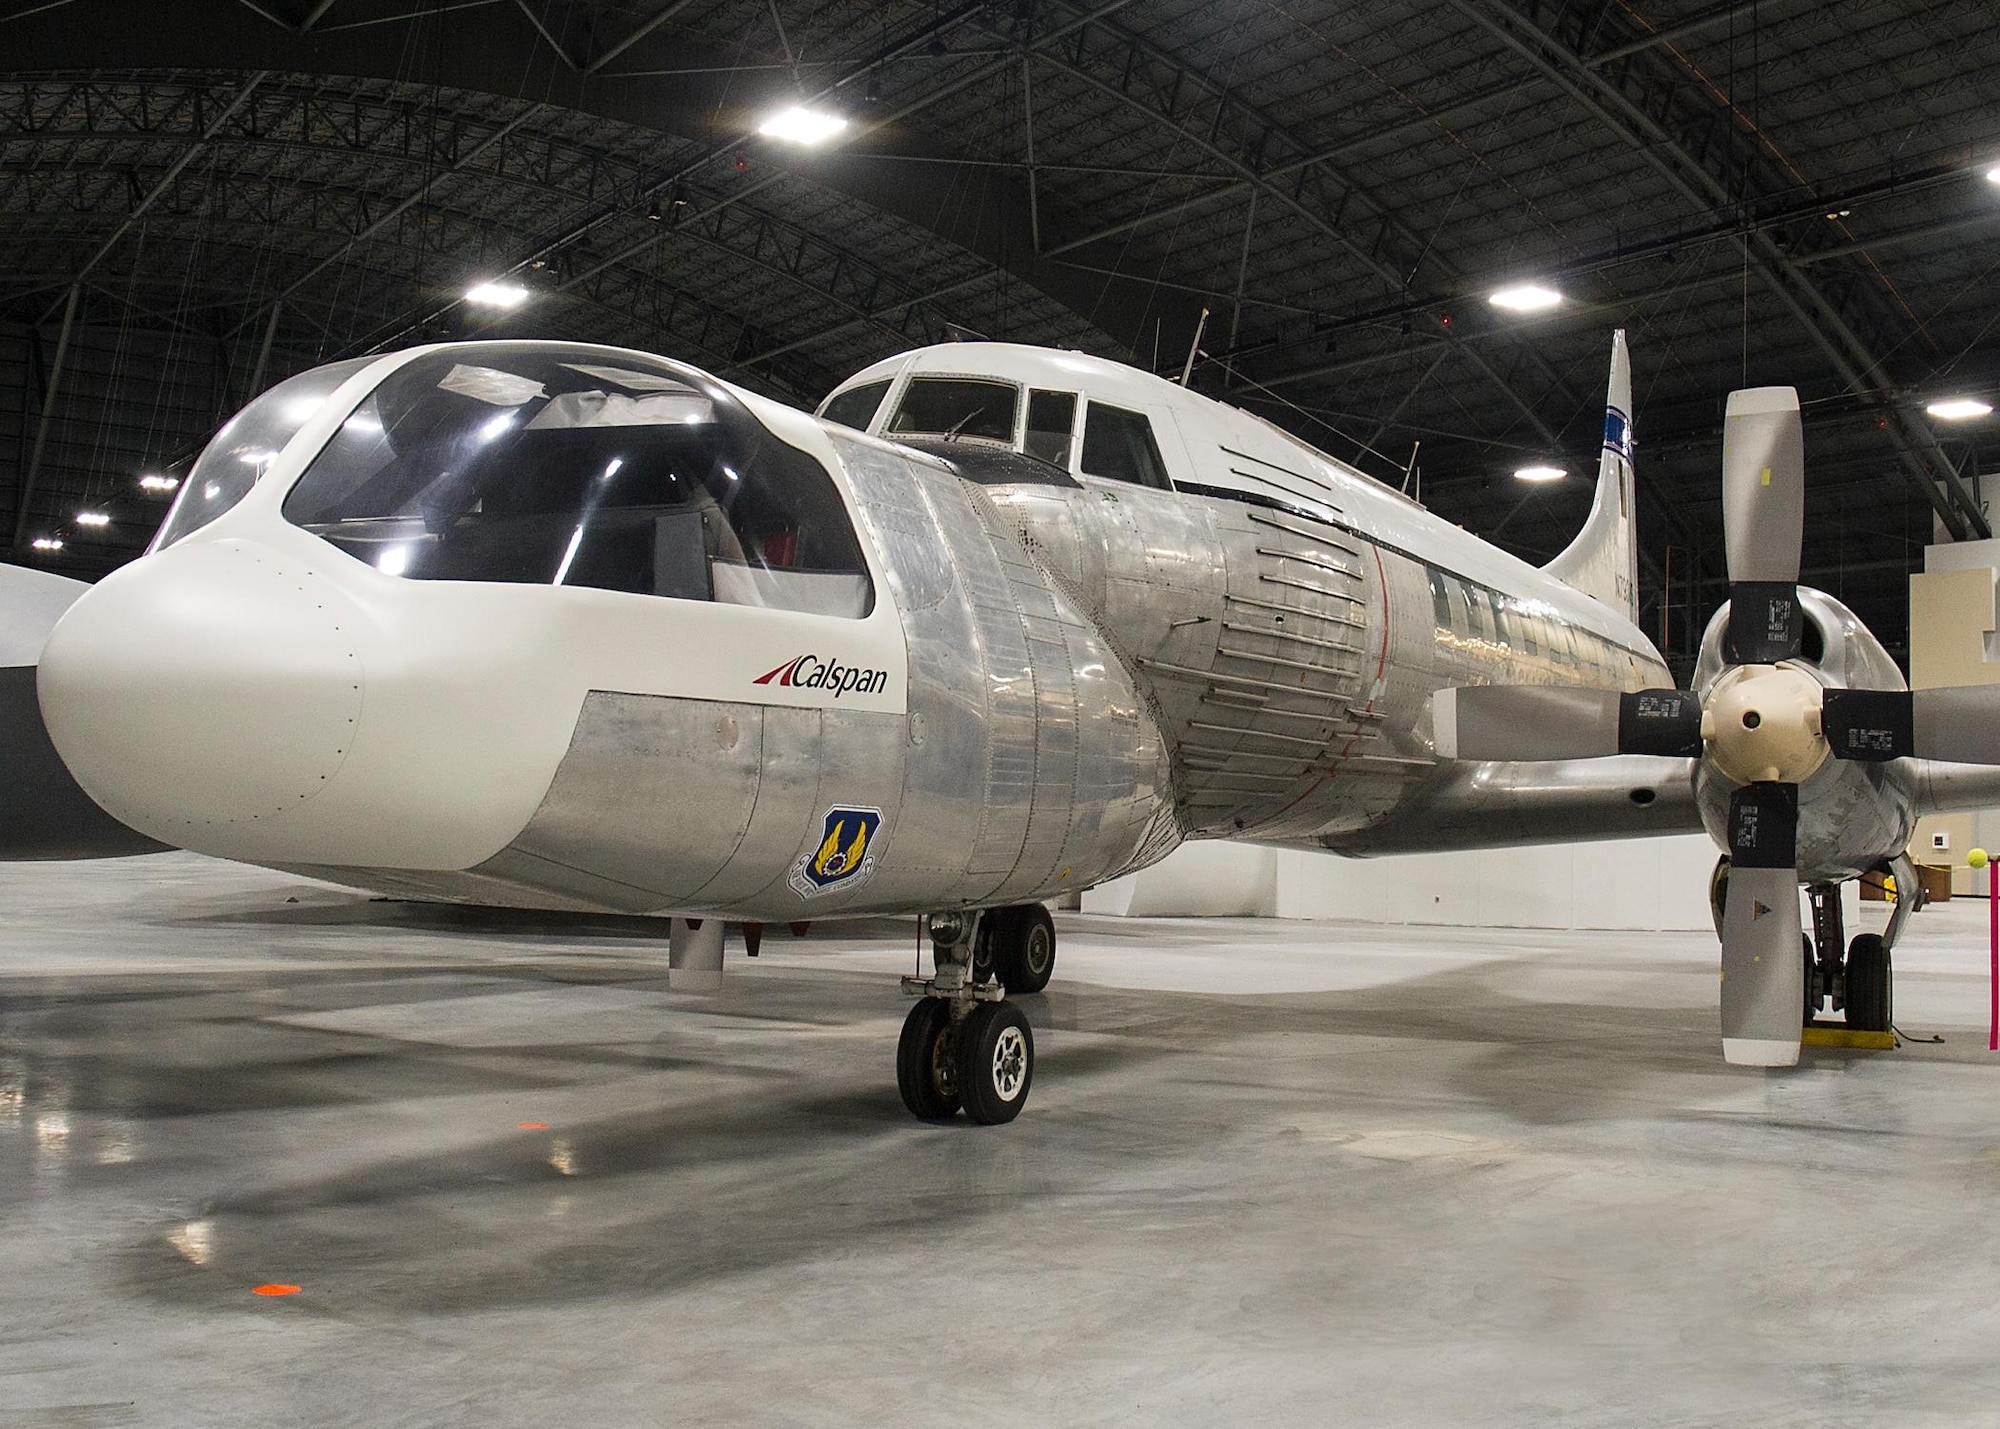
886,377 -> 1018,444
281,345 -> 873,618
1080,401 -> 1172,490
819,379 -> 890,433
1025,390 -> 1076,467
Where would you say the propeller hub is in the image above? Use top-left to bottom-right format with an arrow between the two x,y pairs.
1701,663 -> 1828,785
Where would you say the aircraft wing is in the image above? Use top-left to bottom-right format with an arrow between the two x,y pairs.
1315,755 -> 1703,857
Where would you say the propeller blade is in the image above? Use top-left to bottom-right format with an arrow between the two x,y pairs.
1722,387 -> 1804,586
1820,687 -> 1914,762
1433,685 -> 1702,761
1721,387 -> 1805,665
1433,685 -> 1704,761
1912,686 -> 2000,764
1618,688 -> 1705,758
1433,685 -> 1617,760
1720,864 -> 1805,1066
1719,781 -> 1802,1067
1820,686 -> 2000,765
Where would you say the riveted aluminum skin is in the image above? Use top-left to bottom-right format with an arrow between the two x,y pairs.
989,470 -> 1690,857
832,434 -> 1178,912
310,435 -> 1178,920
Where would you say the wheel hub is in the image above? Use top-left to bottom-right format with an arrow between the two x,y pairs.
991,1026 -> 1028,1101
931,1026 -> 959,1097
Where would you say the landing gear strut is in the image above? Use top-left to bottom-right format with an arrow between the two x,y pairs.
1805,882 -> 1845,1023
898,910 -> 1036,1124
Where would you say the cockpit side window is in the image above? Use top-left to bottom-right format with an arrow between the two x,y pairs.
1025,390 -> 1077,467
886,377 -> 1019,444
1079,402 -> 1172,490
281,345 -> 873,618
153,357 -> 379,551
819,379 -> 890,433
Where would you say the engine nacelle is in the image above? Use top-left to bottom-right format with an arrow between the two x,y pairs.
1691,588 -> 1917,881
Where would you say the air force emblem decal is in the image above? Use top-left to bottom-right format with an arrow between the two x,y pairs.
790,806 -> 883,898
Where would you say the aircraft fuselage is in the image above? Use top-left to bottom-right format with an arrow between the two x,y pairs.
40,338 -> 1701,921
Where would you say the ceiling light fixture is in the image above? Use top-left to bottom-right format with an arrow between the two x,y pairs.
138,474 -> 179,493
31,536 -> 63,552
1514,464 -> 1567,483
73,511 -> 110,527
1490,283 -> 1563,312
464,281 -> 530,308
1927,397 -> 1994,421
756,105 -> 848,145
1987,164 -> 2000,186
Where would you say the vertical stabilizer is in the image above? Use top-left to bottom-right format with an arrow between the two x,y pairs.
1544,330 -> 1638,622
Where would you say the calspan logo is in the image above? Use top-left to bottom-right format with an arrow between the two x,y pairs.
790,806 -> 884,898
753,653 -> 890,699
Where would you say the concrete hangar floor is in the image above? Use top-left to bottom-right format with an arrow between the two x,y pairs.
3,854 -> 1997,1427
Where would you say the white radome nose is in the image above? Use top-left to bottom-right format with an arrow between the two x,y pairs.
39,539 -> 365,844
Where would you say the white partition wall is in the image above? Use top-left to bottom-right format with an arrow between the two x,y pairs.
1085,834 -> 1726,931
1271,836 -> 1720,930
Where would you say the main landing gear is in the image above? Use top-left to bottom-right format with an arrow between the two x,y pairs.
1711,855 -> 1911,1034
1802,860 -> 1914,1032
972,902 -> 1057,993
897,905 -> 1054,1124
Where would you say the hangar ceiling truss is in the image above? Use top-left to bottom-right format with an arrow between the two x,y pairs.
0,0 -> 1996,669
1447,0 -> 1989,539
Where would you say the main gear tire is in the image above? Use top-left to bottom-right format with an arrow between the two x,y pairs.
896,998 -> 961,1121
986,904 -> 1056,994
1845,933 -> 1892,1033
956,1001 -> 1034,1125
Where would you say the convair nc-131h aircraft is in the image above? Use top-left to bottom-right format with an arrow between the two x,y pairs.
16,331 -> 2000,1123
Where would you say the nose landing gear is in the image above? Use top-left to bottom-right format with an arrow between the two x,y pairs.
898,909 -> 1040,1124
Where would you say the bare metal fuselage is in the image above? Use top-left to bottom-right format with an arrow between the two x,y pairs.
287,425 -> 1693,919
34,337 -> 1977,923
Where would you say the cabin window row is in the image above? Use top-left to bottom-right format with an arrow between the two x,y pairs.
1425,566 -> 1630,674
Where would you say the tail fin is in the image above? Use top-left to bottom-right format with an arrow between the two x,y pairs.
1544,329 -> 1638,622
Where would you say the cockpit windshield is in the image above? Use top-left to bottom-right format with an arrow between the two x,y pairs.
281,344 -> 872,618
886,377 -> 1019,445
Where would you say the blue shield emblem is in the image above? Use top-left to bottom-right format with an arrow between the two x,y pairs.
790,806 -> 883,898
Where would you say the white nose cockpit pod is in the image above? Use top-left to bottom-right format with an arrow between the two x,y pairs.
38,341 -> 895,877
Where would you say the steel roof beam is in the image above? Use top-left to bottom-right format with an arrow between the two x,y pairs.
52,71 -> 267,297
510,0 -> 579,69
1014,4 -> 1600,468
581,0 -> 698,77
0,79 -> 982,387
1444,0 -> 1988,540
356,0 -> 1156,361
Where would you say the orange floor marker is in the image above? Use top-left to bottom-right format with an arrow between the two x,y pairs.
252,1284 -> 301,1296
518,1121 -> 548,1130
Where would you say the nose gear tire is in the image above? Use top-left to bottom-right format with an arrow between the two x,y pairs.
897,998 -> 961,1121
956,1001 -> 1034,1125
